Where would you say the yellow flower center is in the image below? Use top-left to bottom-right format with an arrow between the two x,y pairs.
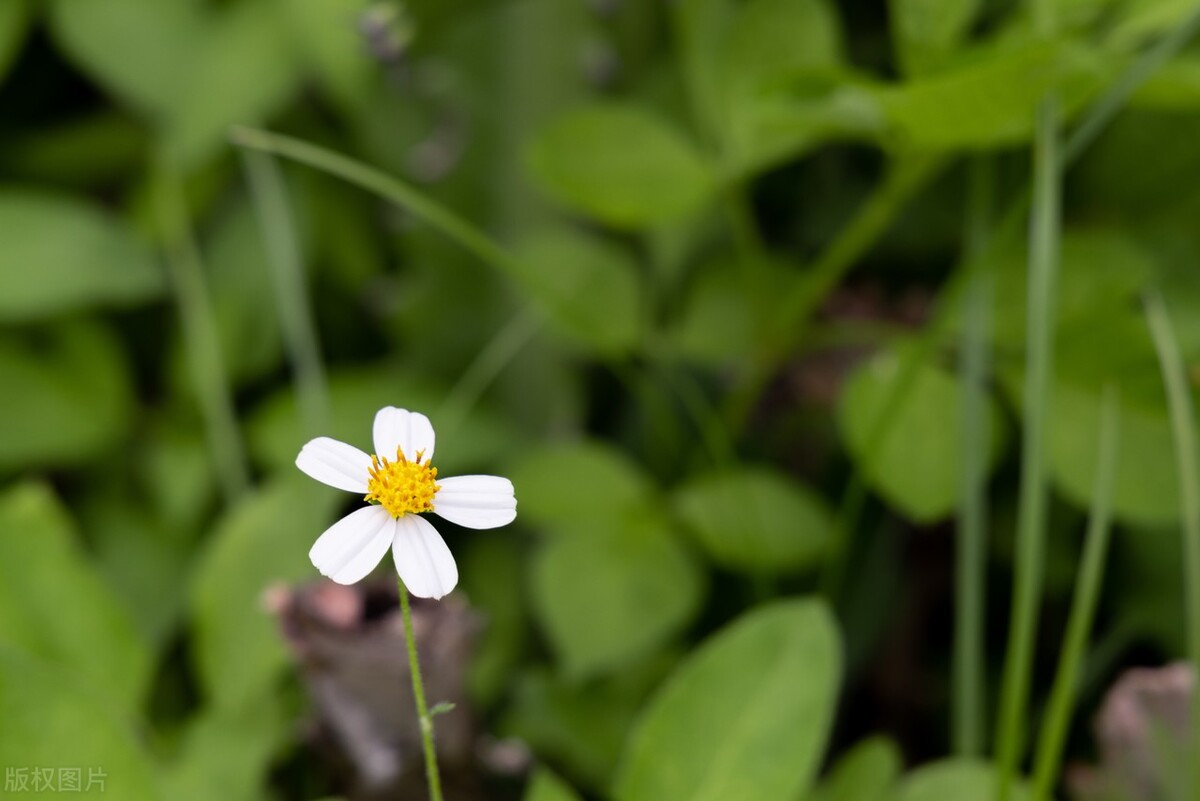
364,448 -> 440,518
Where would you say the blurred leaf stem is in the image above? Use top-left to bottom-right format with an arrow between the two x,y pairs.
153,154 -> 250,504
994,70 -> 1062,801
240,149 -> 329,435
1146,290 -> 1200,801
1030,384 -> 1119,801
953,158 -> 996,758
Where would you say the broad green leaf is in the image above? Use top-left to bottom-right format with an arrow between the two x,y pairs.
0,647 -> 161,801
614,599 -> 841,801
0,191 -> 162,321
161,694 -> 292,801
511,441 -> 653,528
872,40 -> 1104,149
189,476 -> 339,709
674,0 -> 853,171
283,0 -> 375,110
510,228 -> 642,355
1131,54 -> 1200,110
674,467 -> 833,573
0,0 -> 29,85
0,484 -> 152,715
49,0 -> 206,116
809,737 -> 902,801
525,769 -> 585,801
165,0 -> 303,166
1048,379 -> 1179,527
839,345 -> 1007,522
527,103 -> 714,227
889,0 -> 980,77
531,511 -> 704,679
893,758 -> 1033,801
982,230 -> 1153,347
0,320 -> 134,469
247,366 -> 516,473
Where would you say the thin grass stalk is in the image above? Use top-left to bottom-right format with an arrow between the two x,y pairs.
954,158 -> 996,758
154,157 -> 250,504
398,580 -> 444,801
240,149 -> 329,435
994,87 -> 1062,801
1030,385 -> 1120,801
1145,290 -> 1200,801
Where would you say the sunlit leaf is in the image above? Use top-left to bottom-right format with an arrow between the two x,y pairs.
888,0 -> 980,76
527,103 -> 715,227
512,441 -> 653,528
531,511 -> 704,679
0,483 -> 152,715
0,646 -> 161,801
524,769 -> 584,801
839,344 -> 1008,522
894,758 -> 1033,801
809,736 -> 902,801
0,191 -> 162,321
674,467 -> 833,573
614,599 -> 841,801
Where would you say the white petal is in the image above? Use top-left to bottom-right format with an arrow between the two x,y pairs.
296,437 -> 372,493
433,475 -> 517,530
309,506 -> 395,585
392,515 -> 458,599
373,407 -> 436,463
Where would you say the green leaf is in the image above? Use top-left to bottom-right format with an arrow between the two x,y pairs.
674,0 -> 852,172
164,0 -> 302,166
189,476 -> 339,709
461,537 -> 528,706
839,344 -> 1007,522
0,647 -> 162,801
0,320 -> 134,470
0,191 -> 162,321
0,0 -> 30,85
809,736 -> 902,801
1048,379 -> 1179,527
0,483 -> 152,715
510,228 -> 643,355
871,40 -> 1104,150
888,0 -> 980,77
283,0 -> 375,110
893,758 -> 1033,801
614,599 -> 841,801
161,695 -> 292,801
531,511 -> 705,679
48,0 -> 207,116
525,769 -> 585,801
527,103 -> 715,228
248,366 -> 517,473
511,441 -> 653,528
674,467 -> 834,574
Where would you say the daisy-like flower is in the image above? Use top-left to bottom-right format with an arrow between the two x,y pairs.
295,406 -> 516,599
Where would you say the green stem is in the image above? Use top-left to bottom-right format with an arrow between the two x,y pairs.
1145,290 -> 1200,801
994,88 -> 1062,801
725,154 -> 945,433
954,158 -> 996,758
240,149 -> 330,435
230,127 -> 525,283
1030,385 -> 1120,801
398,579 -> 444,801
154,157 -> 250,505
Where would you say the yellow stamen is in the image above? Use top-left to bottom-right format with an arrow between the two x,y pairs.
364,447 -> 439,518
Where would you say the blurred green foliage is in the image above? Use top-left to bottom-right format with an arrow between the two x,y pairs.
3,0 -> 1200,799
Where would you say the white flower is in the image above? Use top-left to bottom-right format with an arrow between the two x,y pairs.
295,406 -> 516,599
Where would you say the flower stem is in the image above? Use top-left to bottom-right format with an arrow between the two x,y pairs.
398,578 -> 444,801
1030,384 -> 1119,801
1145,290 -> 1200,801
